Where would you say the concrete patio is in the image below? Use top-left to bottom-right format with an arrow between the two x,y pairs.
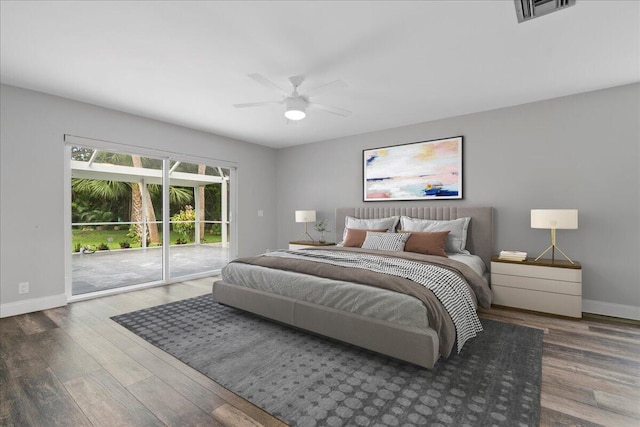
72,244 -> 229,295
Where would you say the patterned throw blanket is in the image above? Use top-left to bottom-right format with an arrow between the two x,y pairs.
266,249 -> 483,353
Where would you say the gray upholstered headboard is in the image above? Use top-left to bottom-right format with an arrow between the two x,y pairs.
335,207 -> 494,270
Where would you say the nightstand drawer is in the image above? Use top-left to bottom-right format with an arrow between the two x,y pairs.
492,273 -> 581,296
492,262 -> 581,282
492,285 -> 582,318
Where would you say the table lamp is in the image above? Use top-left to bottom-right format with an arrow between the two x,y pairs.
531,209 -> 578,264
295,210 -> 316,242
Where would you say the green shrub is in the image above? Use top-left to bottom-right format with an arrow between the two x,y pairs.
127,223 -> 151,245
119,241 -> 131,249
127,224 -> 140,241
97,242 -> 110,251
209,223 -> 222,235
171,205 -> 195,241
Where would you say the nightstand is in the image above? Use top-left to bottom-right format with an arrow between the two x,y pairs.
491,256 -> 582,318
289,241 -> 336,250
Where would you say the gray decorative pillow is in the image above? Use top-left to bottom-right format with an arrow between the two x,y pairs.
400,216 -> 471,254
342,215 -> 400,241
361,232 -> 409,251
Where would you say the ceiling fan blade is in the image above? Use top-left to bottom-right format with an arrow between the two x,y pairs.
233,101 -> 283,108
308,102 -> 352,117
302,80 -> 348,97
248,73 -> 289,96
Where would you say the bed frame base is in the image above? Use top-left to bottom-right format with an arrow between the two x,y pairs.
212,281 -> 439,369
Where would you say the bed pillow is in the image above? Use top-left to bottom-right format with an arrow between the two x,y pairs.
400,216 -> 471,254
361,232 -> 409,251
400,231 -> 450,257
342,215 -> 400,241
342,228 -> 388,247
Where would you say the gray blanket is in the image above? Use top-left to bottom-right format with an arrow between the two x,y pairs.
231,247 -> 492,358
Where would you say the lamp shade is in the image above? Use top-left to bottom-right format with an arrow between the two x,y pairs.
295,210 -> 316,223
531,209 -> 578,229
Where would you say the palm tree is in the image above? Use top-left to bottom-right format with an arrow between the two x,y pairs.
72,178 -> 130,200
131,155 -> 160,244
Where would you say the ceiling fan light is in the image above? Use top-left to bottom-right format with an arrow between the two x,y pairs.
284,97 -> 306,120
285,108 -> 306,120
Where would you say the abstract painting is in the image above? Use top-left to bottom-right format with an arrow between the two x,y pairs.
363,136 -> 463,201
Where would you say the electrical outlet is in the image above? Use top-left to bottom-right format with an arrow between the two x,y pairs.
19,282 -> 29,294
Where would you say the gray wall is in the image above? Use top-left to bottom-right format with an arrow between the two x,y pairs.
0,84 -> 278,308
276,83 -> 640,313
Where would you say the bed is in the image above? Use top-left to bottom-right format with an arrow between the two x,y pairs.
212,206 -> 493,369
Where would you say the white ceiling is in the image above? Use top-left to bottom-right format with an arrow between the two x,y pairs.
1,1 -> 638,148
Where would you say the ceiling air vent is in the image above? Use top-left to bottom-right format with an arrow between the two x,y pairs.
515,0 -> 576,23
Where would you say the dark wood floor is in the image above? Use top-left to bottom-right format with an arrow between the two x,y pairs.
1,278 -> 639,426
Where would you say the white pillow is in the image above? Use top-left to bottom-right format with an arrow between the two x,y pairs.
342,215 -> 400,241
361,232 -> 409,252
400,216 -> 471,254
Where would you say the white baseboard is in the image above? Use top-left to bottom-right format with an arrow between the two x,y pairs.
0,294 -> 67,318
583,299 -> 640,321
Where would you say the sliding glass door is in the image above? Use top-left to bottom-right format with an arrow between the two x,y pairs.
67,139 -> 233,298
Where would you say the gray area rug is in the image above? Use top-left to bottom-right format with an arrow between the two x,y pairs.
112,294 -> 542,427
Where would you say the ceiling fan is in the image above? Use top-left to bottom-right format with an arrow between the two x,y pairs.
233,73 -> 351,121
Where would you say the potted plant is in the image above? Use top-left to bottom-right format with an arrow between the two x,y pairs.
314,220 -> 331,243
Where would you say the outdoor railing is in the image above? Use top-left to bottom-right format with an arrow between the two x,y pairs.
71,220 -> 229,251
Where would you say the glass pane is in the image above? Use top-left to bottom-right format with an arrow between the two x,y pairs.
70,146 -> 163,295
169,161 -> 230,279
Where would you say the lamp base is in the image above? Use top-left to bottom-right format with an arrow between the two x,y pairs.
534,244 -> 574,264
297,222 -> 314,242
535,227 -> 575,264
297,232 -> 315,242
